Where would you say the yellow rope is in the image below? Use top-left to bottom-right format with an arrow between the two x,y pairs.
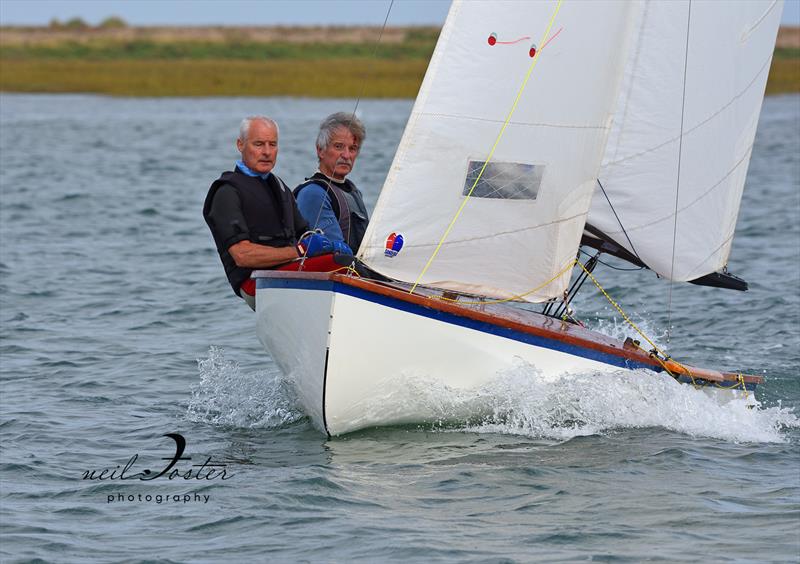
630,339 -> 701,389
333,264 -> 361,277
713,374 -> 749,393
409,0 -> 564,295
405,236 -> 749,396
574,261 -> 750,397
575,261 -> 678,363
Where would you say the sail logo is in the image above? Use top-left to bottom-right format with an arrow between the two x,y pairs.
384,233 -> 404,258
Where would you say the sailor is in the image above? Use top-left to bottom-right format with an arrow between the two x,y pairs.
294,112 -> 370,253
203,116 -> 347,310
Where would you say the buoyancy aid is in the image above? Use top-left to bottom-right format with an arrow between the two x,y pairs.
294,172 -> 369,252
204,168 -> 302,295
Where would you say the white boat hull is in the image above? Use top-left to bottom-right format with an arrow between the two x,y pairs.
260,290 -> 601,435
255,273 -> 760,436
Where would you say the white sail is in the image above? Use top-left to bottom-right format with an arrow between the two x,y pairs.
358,0 -> 636,301
589,0 -> 783,282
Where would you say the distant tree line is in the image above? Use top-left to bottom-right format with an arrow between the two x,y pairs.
48,16 -> 127,30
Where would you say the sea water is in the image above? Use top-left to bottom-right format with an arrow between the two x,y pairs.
1,94 -> 798,562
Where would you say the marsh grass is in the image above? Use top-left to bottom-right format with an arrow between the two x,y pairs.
0,25 -> 797,97
767,48 -> 800,95
0,25 -> 436,97
0,58 -> 428,97
0,38 -> 437,60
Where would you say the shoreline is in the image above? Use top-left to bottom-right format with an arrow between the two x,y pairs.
1,25 -> 797,98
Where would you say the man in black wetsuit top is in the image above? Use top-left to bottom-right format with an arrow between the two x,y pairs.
203,116 -> 345,310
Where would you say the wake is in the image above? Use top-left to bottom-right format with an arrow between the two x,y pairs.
188,347 -> 798,442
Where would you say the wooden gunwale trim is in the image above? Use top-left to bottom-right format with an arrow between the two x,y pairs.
335,275 -> 662,368
253,269 -> 762,385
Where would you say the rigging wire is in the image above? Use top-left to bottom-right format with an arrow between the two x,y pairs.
667,0 -> 692,343
596,178 -> 643,262
578,248 -> 643,271
352,0 -> 395,118
300,0 -> 394,261
552,252 -> 599,320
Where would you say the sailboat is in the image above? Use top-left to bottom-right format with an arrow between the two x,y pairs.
254,0 -> 782,436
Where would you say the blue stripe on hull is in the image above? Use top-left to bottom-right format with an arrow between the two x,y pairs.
258,278 -> 651,371
257,277 -> 758,391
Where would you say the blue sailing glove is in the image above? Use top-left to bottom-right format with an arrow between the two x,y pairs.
332,240 -> 353,255
297,233 -> 334,257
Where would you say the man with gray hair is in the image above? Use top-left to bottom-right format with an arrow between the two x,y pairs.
294,112 -> 370,253
203,116 -> 346,309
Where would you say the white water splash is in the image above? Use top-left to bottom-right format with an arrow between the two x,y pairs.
187,346 -> 305,429
452,362 -> 799,443
589,314 -> 669,347
186,349 -> 797,443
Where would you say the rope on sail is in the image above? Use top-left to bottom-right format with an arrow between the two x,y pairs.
667,0 -> 693,342
409,0 -> 564,295
431,258 -> 578,305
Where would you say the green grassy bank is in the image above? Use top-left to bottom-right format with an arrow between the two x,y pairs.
768,48 -> 800,95
0,58 -> 429,97
1,26 -> 798,97
0,26 -> 437,97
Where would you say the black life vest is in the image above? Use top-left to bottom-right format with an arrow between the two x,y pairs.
203,168 -> 302,295
294,172 -> 369,251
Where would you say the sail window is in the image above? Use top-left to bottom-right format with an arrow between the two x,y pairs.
462,160 -> 542,200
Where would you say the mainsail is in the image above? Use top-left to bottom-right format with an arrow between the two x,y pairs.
588,0 -> 783,282
359,0 -> 636,301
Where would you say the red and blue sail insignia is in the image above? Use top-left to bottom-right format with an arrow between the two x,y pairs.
384,232 -> 404,257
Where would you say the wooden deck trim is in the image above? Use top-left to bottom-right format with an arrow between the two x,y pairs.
253,269 -> 763,385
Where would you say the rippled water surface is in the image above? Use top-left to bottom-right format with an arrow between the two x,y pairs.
1,94 -> 799,562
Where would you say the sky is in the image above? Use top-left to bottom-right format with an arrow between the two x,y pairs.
1,0 -> 798,27
0,0 -> 451,26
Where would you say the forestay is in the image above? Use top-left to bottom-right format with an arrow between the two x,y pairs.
358,0 -> 636,301
589,0 -> 782,282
